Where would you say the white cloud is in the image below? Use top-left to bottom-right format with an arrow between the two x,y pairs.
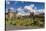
38,9 -> 45,13
24,4 -> 35,12
17,7 -> 23,11
10,7 -> 14,10
6,1 -> 10,4
7,1 -> 10,4
34,7 -> 37,10
24,4 -> 44,14
24,5 -> 32,10
34,9 -> 45,15
30,4 -> 34,8
16,4 -> 44,15
16,4 -> 35,15
16,7 -> 25,13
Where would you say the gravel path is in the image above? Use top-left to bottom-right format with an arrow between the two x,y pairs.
5,24 -> 43,31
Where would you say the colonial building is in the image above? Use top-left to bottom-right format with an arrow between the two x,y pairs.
5,9 -> 35,19
5,9 -> 16,19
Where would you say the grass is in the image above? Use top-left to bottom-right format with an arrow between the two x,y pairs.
6,15 -> 44,28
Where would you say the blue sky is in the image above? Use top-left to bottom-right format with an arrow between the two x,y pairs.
6,1 -> 45,14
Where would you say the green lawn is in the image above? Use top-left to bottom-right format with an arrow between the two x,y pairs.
6,16 -> 44,28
